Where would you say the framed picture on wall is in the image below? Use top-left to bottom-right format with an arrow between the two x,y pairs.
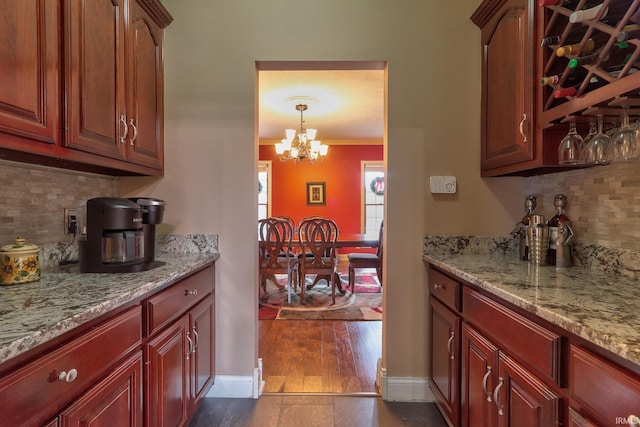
306,182 -> 326,206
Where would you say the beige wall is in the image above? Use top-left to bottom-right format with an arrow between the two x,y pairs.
122,0 -> 524,388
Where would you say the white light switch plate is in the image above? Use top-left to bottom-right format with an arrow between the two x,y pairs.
430,176 -> 457,194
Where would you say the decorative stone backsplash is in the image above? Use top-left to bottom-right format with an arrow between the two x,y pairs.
0,160 -> 118,246
524,161 -> 640,251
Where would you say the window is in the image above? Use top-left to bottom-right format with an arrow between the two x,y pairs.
258,161 -> 271,221
362,162 -> 384,239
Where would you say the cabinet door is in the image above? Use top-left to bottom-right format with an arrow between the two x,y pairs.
0,0 -> 59,145
64,0 -> 127,160
145,316 -> 189,427
461,323 -> 499,427
479,0 -> 535,173
59,352 -> 143,427
429,296 -> 460,427
495,353 -> 560,427
126,0 -> 164,170
189,294 -> 215,412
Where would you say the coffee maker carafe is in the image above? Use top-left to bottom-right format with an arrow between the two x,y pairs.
79,197 -> 166,273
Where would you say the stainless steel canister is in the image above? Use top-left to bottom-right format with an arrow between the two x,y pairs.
527,215 -> 549,266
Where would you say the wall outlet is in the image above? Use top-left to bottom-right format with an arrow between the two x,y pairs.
64,208 -> 77,234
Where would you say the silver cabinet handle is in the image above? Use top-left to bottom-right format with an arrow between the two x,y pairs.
186,331 -> 194,360
493,377 -> 504,416
482,366 -> 493,402
128,118 -> 138,146
58,368 -> 78,383
185,290 -> 198,296
192,326 -> 199,353
519,113 -> 528,143
434,283 -> 444,290
447,331 -> 455,360
119,115 -> 128,145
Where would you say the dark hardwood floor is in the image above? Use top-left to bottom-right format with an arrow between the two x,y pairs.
259,320 -> 381,394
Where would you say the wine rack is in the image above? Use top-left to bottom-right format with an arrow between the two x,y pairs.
540,0 -> 640,128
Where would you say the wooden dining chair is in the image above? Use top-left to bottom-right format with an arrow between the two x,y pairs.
258,217 -> 298,303
347,220 -> 383,293
298,217 -> 339,304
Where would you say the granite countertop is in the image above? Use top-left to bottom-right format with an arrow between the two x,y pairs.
423,253 -> 640,367
0,252 -> 219,365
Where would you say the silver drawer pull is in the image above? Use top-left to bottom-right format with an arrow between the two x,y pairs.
185,289 -> 198,296
434,283 -> 444,290
482,366 -> 493,402
447,331 -> 455,360
186,332 -> 194,360
58,368 -> 78,383
493,377 -> 504,416
192,327 -> 199,353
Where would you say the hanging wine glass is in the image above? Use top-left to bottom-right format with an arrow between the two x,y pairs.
581,120 -> 597,162
611,106 -> 635,162
584,114 -> 610,165
558,122 -> 584,165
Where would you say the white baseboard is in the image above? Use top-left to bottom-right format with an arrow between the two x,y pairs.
206,375 -> 256,398
383,376 -> 436,402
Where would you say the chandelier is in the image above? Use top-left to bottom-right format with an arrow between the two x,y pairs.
275,104 -> 328,163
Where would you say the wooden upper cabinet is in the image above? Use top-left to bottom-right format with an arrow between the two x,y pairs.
64,0 -> 170,172
0,0 -> 171,176
0,0 -> 60,146
126,0 -> 165,170
473,0 -> 538,176
64,0 -> 127,161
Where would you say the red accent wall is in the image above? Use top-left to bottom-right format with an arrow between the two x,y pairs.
259,144 -> 383,235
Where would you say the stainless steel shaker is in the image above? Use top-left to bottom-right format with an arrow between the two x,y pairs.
527,214 -> 549,266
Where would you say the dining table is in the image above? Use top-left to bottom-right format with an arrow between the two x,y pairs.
265,233 -> 379,295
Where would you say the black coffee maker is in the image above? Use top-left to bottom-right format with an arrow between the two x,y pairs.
79,197 -> 166,273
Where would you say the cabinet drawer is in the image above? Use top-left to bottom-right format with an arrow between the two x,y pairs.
429,268 -> 461,312
0,305 -> 141,427
570,345 -> 640,424
145,265 -> 214,336
463,287 -> 561,384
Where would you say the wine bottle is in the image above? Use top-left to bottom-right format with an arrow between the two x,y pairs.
569,1 -> 634,25
553,76 -> 600,98
556,32 -> 612,56
617,25 -> 640,42
541,67 -> 589,86
568,42 -> 634,70
541,26 -> 589,47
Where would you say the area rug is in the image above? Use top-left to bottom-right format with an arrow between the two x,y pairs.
259,271 -> 382,321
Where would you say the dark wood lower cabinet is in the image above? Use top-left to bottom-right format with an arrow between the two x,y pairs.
429,265 -> 640,427
461,323 -> 498,427
144,271 -> 216,427
146,316 -> 190,427
0,263 -> 215,427
495,352 -> 560,427
59,352 -> 143,426
429,296 -> 460,427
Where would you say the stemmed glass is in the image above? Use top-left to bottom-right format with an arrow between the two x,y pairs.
610,106 -> 636,162
558,122 -> 584,165
584,114 -> 610,165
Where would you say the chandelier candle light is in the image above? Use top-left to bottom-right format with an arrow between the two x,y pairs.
275,104 -> 328,163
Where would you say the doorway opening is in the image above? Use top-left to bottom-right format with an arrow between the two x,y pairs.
256,60 -> 387,395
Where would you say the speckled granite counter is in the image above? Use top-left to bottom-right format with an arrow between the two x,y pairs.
0,252 -> 219,365
423,252 -> 640,368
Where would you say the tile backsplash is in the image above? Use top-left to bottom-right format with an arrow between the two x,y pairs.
524,160 -> 640,251
0,160 -> 119,246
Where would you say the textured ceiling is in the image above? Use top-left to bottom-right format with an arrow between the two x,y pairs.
258,69 -> 385,142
